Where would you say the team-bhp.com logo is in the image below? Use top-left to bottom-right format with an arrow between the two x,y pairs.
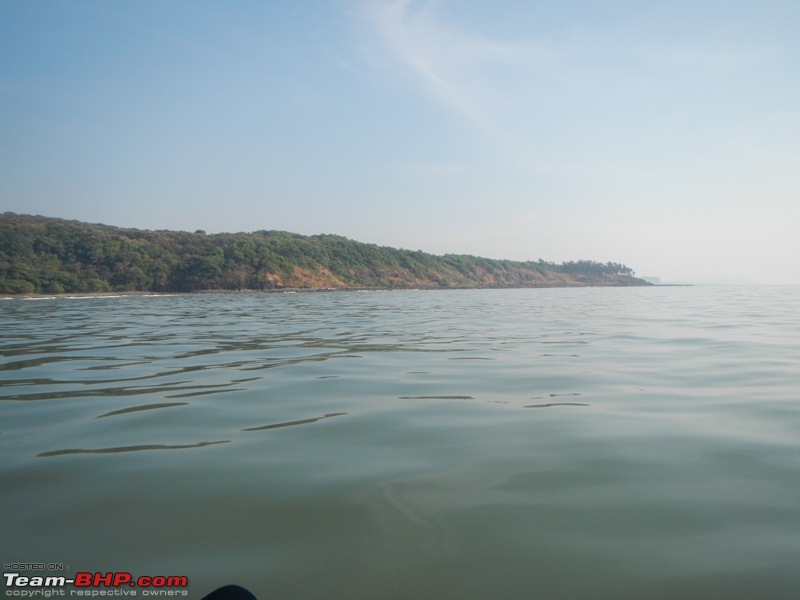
4,571 -> 188,597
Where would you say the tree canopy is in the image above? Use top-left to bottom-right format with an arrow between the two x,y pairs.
0,213 -> 647,294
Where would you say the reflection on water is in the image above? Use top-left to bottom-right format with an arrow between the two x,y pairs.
242,412 -> 348,431
398,395 -> 474,400
524,402 -> 590,408
2,287 -> 800,600
37,440 -> 230,457
95,402 -> 189,418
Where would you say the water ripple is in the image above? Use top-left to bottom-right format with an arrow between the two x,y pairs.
37,441 -> 230,457
96,402 -> 189,418
3,287 -> 800,599
524,402 -> 590,408
242,412 -> 347,431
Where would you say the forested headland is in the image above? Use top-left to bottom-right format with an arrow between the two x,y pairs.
0,213 -> 649,294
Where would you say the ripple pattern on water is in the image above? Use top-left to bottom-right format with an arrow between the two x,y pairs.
2,287 -> 800,600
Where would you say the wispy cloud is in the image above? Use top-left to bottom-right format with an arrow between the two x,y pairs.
351,0 -> 787,190
355,0 -> 519,135
353,0 -> 777,129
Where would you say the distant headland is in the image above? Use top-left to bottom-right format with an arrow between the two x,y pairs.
0,213 -> 650,294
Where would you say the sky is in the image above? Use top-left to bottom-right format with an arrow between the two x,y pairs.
1,1 -> 799,284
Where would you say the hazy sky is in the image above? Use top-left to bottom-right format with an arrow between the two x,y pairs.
2,1 -> 799,283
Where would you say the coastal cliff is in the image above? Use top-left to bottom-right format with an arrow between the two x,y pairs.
1,213 -> 649,294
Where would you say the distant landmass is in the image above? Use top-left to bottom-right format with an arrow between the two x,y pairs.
0,213 -> 650,294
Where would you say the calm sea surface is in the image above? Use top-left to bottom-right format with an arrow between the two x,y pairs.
2,286 -> 799,599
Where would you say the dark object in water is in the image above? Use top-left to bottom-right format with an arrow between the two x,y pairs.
202,585 -> 257,600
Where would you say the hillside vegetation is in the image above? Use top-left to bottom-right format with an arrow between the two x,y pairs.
0,213 -> 648,294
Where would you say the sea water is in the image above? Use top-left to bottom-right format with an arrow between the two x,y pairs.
1,286 -> 799,599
